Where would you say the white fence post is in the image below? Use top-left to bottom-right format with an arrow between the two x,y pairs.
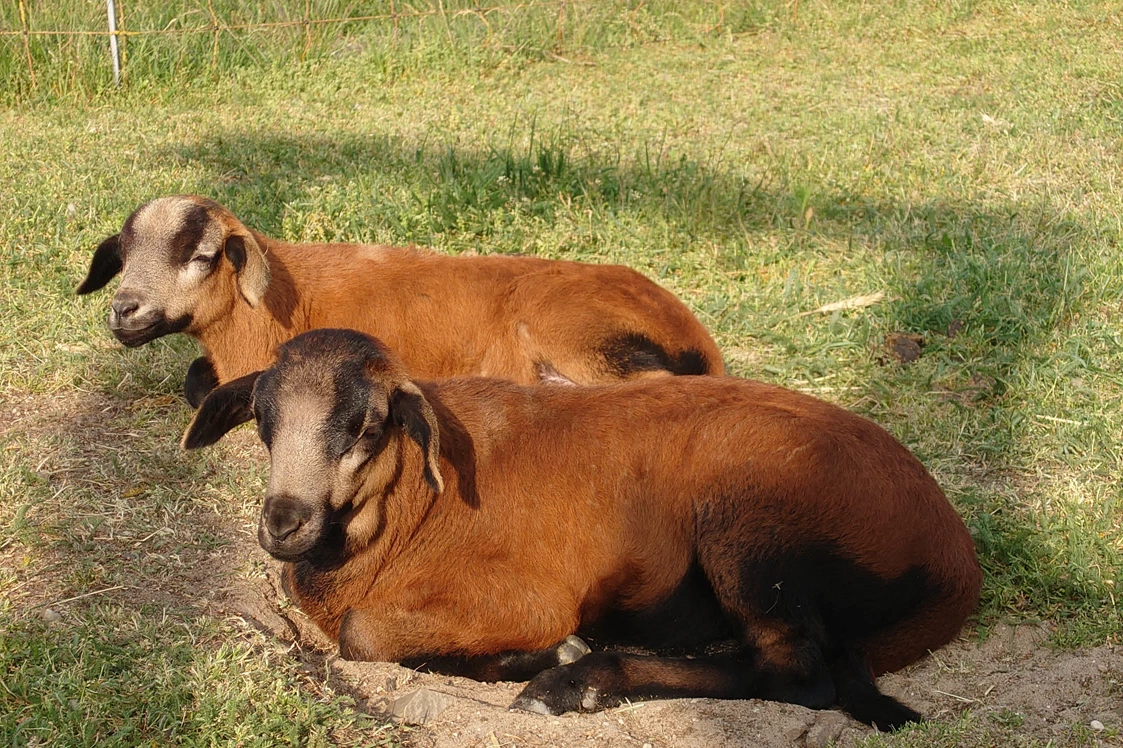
106,0 -> 121,87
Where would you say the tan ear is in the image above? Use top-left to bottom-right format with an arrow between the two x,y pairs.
389,380 -> 444,493
224,233 -> 271,307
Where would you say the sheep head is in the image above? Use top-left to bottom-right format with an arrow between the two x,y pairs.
76,195 -> 270,347
182,329 -> 444,562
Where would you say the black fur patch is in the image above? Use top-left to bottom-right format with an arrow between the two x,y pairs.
390,387 -> 440,492
184,356 -> 219,409
173,204 -> 211,265
224,235 -> 247,272
830,649 -> 923,729
578,562 -> 737,654
400,641 -> 583,682
601,332 -> 709,377
182,371 -> 259,449
76,234 -> 123,294
735,543 -> 933,659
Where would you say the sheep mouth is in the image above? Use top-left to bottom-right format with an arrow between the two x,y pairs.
109,314 -> 191,347
257,511 -> 337,563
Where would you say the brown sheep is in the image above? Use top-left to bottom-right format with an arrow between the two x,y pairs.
76,196 -> 724,406
183,329 -> 982,730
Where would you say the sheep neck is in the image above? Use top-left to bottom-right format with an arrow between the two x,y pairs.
285,452 -> 443,639
194,244 -> 312,383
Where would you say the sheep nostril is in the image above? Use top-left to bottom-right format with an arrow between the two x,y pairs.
267,515 -> 303,541
111,298 -> 140,320
262,496 -> 310,542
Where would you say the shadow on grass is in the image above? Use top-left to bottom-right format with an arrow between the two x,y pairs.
168,130 -> 1086,387
171,131 -> 1085,348
0,347 -> 388,744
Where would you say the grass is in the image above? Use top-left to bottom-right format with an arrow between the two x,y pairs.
1,0 -> 1121,745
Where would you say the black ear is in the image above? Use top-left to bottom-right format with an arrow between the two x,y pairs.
224,234 -> 247,272
389,382 -> 444,493
76,234 -> 123,294
181,371 -> 260,449
184,356 -> 220,409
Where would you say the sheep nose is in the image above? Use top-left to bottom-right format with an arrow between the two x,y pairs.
110,295 -> 141,321
262,495 -> 310,541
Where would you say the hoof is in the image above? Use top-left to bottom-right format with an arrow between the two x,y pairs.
556,635 -> 591,665
513,660 -> 610,715
510,695 -> 557,715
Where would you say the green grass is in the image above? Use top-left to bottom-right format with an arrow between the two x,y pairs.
1,0 -> 1122,745
0,607 -> 386,746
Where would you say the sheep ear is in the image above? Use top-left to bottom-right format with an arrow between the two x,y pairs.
181,371 -> 260,449
389,381 -> 444,493
225,233 -> 270,307
76,234 -> 122,294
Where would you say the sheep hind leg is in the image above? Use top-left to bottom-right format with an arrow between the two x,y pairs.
399,635 -> 591,683
829,649 -> 922,730
510,645 -> 835,716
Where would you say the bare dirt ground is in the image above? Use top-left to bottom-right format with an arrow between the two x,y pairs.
219,566 -> 1123,748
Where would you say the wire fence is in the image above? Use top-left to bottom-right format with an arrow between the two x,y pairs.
2,1 -> 743,98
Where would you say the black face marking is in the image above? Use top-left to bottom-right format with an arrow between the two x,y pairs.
173,204 -> 212,265
326,358 -> 383,459
252,370 -> 280,448
601,332 -> 709,377
111,312 -> 193,347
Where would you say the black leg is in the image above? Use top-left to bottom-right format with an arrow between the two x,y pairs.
830,650 -> 923,731
512,648 -> 922,731
512,648 -> 833,715
397,635 -> 591,682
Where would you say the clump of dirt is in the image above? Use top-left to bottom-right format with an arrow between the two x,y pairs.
221,564 -> 1123,748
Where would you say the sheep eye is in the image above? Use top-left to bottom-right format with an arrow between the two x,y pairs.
346,425 -> 382,453
190,254 -> 215,267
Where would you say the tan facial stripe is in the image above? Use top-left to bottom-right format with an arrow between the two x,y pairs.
267,392 -> 333,500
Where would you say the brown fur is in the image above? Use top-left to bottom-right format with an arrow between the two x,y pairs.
300,377 -> 977,671
79,195 -> 724,387
184,330 -> 981,727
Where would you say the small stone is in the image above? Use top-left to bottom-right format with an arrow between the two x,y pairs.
643,743 -> 653,748
781,720 -> 809,743
882,332 -> 924,365
389,689 -> 455,725
805,712 -> 849,748
41,607 -> 62,623
1090,720 -> 1104,731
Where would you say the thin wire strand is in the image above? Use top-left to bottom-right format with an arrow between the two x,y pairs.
0,2 -> 579,37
